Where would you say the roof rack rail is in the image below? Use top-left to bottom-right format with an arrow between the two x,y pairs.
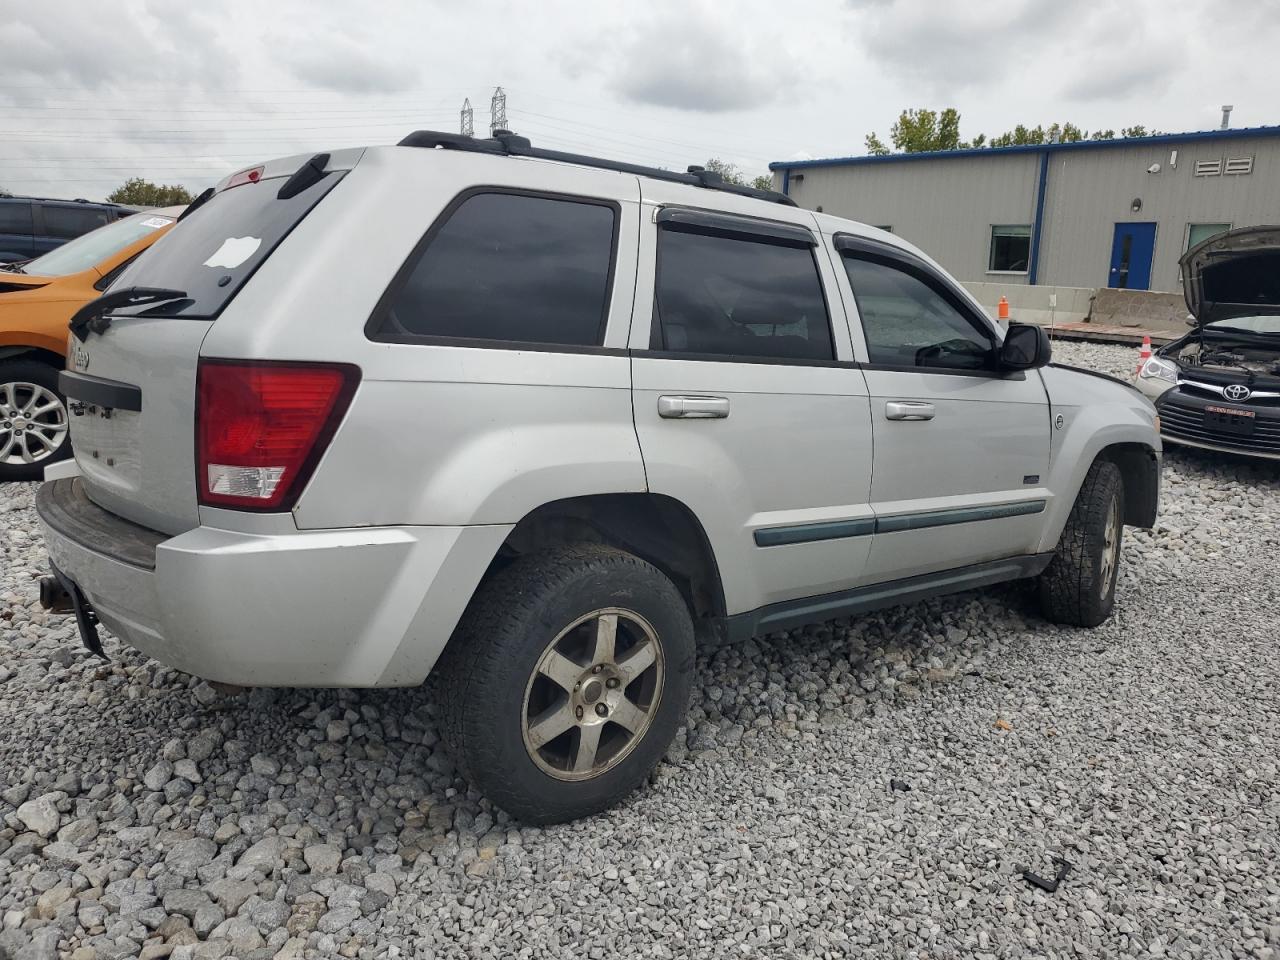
397,129 -> 797,207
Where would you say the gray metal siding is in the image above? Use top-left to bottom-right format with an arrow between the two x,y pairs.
1037,136 -> 1280,292
781,135 -> 1280,292
780,153 -> 1041,284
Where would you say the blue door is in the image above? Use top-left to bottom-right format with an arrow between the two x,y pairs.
1108,222 -> 1157,290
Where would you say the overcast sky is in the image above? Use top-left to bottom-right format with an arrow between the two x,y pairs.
2,0 -> 1278,201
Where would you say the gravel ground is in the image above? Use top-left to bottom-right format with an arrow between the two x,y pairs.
2,340 -> 1278,960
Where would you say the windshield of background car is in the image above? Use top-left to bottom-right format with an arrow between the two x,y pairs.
22,212 -> 175,278
1207,315 -> 1280,335
109,171 -> 344,320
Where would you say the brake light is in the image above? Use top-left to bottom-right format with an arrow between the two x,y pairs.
196,360 -> 359,511
224,165 -> 264,189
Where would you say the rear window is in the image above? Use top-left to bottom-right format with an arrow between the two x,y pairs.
369,191 -> 618,347
112,172 -> 344,319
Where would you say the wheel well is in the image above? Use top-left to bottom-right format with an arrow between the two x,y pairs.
0,346 -> 65,370
1098,442 -> 1160,528
495,494 -> 727,624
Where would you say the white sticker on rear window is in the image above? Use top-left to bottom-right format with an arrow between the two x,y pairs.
203,236 -> 262,269
142,216 -> 174,228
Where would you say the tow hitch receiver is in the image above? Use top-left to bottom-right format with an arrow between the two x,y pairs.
40,566 -> 106,659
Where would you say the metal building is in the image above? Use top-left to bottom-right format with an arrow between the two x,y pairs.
770,126 -> 1280,294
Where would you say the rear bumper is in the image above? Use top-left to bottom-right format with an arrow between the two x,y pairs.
35,479 -> 511,687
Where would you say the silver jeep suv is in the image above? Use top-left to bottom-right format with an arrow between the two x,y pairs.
35,131 -> 1161,823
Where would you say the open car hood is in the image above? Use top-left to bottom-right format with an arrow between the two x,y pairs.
1181,225 -> 1280,326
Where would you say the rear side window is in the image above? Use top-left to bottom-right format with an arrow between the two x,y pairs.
371,191 -> 617,347
654,228 -> 833,361
112,173 -> 344,319
42,205 -> 112,239
0,201 -> 34,236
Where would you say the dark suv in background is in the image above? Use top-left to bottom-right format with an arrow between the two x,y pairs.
0,196 -> 136,264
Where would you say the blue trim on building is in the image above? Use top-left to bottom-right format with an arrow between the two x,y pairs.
768,125 -> 1280,172
782,168 -> 790,195
1028,151 -> 1050,285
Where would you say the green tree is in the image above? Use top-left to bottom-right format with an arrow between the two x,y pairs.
703,157 -> 745,186
888,107 -> 962,153
107,177 -> 194,206
1120,125 -> 1158,138
751,174 -> 774,191
864,132 -> 890,156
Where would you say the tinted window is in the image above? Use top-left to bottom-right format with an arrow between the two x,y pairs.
843,256 -> 994,370
377,192 -> 616,346
655,228 -> 832,361
0,201 -> 34,236
42,204 -> 112,239
114,173 -> 342,319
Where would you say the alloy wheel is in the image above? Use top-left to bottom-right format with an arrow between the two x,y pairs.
521,607 -> 665,781
0,382 -> 68,466
1099,497 -> 1120,597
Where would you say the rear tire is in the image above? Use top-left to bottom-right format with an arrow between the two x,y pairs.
1038,460 -> 1125,627
436,543 -> 695,824
0,360 -> 71,483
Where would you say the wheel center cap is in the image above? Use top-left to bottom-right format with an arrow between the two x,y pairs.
11,417 -> 25,429
581,677 -> 604,704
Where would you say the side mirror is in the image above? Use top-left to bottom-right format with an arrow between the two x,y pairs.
999,323 -> 1052,370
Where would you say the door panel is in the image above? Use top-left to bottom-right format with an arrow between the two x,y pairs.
629,186 -> 874,615
827,235 -> 1052,583
1108,222 -> 1157,290
860,368 -> 1051,581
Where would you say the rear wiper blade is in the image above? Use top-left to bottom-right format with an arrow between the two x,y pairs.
69,286 -> 189,340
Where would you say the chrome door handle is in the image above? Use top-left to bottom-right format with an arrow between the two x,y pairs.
658,395 -> 730,419
885,401 -> 935,421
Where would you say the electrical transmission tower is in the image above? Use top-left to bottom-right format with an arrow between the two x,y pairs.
489,86 -> 507,133
460,98 -> 474,137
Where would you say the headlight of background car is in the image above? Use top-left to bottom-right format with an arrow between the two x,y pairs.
1139,356 -> 1178,383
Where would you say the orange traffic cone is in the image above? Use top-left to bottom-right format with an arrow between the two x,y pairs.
1136,334 -> 1152,375
998,296 -> 1009,321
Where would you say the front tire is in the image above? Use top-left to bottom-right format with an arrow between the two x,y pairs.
436,543 -> 695,824
0,360 -> 71,482
1038,460 -> 1125,627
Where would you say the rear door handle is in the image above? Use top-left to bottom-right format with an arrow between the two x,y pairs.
885,401 -> 935,421
658,395 -> 730,419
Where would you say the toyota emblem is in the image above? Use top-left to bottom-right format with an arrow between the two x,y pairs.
1223,383 -> 1252,402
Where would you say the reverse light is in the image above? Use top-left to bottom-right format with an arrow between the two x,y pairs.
196,360 -> 359,511
1139,356 -> 1178,383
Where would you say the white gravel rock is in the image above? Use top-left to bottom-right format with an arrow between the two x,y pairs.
1,341 -> 1277,959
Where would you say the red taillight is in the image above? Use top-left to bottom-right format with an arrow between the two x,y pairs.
196,360 -> 359,511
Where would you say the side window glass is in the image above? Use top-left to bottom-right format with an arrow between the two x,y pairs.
654,227 -> 833,361
842,256 -> 994,370
0,202 -> 34,236
42,206 -> 112,239
376,192 -> 616,347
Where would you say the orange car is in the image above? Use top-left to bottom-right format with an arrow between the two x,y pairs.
0,206 -> 182,480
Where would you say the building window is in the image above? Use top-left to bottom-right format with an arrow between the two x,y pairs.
988,225 -> 1031,273
1186,223 -> 1231,251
